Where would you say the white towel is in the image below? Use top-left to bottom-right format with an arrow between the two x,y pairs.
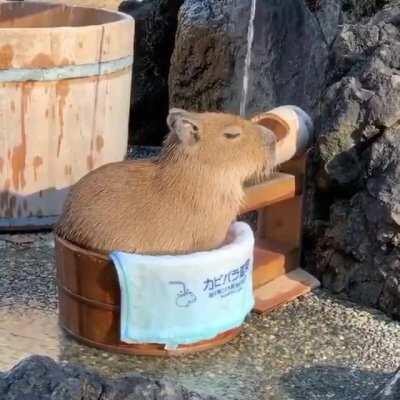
110,222 -> 255,347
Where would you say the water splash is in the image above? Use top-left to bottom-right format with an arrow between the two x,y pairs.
239,0 -> 257,117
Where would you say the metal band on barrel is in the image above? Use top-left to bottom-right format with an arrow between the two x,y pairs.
0,55 -> 133,82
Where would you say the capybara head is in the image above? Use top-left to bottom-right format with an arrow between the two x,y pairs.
161,108 -> 277,183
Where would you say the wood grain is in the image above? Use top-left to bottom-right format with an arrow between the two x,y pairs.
241,173 -> 297,214
0,2 -> 133,229
253,268 -> 320,314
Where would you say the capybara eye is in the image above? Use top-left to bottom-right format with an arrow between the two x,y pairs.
224,133 -> 241,139
188,122 -> 199,132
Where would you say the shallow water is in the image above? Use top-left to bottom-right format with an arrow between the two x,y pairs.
240,0 -> 257,117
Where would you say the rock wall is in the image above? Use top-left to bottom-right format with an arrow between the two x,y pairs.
341,0 -> 391,22
303,2 -> 400,319
169,0 -> 329,119
119,0 -> 184,145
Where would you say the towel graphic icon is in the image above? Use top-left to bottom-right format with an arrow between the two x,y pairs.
169,281 -> 197,307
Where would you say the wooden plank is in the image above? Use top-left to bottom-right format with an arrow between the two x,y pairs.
278,155 -> 307,196
257,196 -> 303,248
241,173 -> 297,214
279,154 -> 307,178
253,268 -> 320,314
252,244 -> 299,289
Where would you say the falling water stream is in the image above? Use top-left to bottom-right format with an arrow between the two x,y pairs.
239,0 -> 257,117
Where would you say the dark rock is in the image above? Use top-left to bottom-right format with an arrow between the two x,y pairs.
127,145 -> 161,160
119,0 -> 184,146
313,0 -> 343,47
305,0 -> 322,12
342,0 -> 391,23
0,355 -> 217,400
169,0 -> 329,119
304,2 -> 400,319
369,367 -> 400,399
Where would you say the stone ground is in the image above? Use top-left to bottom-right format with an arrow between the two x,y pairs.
1,233 -> 400,400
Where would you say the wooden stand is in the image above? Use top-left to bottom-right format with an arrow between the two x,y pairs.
241,155 -> 320,314
56,235 -> 242,356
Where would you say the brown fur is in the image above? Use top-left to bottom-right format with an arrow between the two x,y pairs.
55,109 -> 276,255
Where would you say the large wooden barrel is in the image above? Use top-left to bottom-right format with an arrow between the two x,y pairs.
0,2 -> 134,231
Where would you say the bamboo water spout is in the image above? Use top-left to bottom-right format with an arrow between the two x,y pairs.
252,105 -> 314,166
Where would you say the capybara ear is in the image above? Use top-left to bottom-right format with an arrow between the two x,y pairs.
167,108 -> 202,146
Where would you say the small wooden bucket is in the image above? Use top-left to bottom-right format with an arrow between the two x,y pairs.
56,236 -> 242,356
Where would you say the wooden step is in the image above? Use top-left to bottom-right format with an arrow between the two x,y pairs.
253,268 -> 320,314
252,243 -> 299,289
241,173 -> 297,214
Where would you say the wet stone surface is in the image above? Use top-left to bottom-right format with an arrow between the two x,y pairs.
1,233 -> 400,399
